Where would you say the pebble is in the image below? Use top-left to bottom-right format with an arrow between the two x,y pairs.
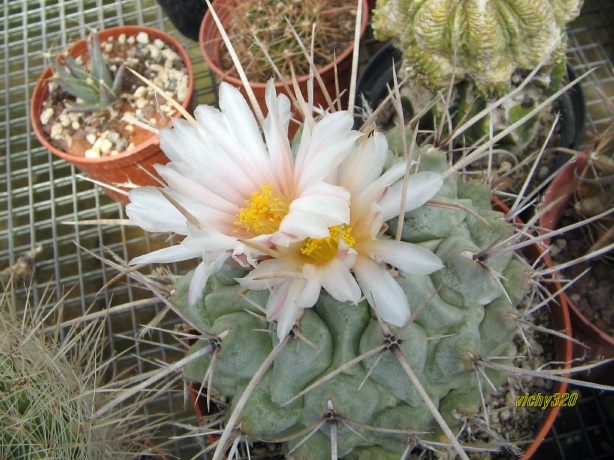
135,97 -> 149,109
86,132 -> 98,145
50,123 -> 63,139
148,44 -> 160,60
118,33 -> 126,44
99,138 -> 113,154
153,38 -> 165,50
40,107 -> 54,125
71,120 -> 80,130
84,148 -> 101,158
136,32 -> 149,44
161,48 -> 178,63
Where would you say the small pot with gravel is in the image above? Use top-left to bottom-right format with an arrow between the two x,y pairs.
30,25 -> 194,203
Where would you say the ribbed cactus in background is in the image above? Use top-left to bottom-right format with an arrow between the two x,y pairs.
371,0 -> 583,151
0,288 -> 164,459
175,135 -> 533,458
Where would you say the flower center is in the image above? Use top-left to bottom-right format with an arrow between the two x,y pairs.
301,225 -> 355,264
235,184 -> 289,235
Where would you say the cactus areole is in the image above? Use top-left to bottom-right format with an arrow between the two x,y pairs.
372,0 -> 583,97
176,141 -> 544,458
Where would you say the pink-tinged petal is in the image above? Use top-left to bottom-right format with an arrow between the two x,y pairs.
315,258 -> 361,304
380,171 -> 444,221
159,120 -> 253,204
272,284 -> 304,339
339,132 -> 388,194
362,239 -> 443,275
155,164 -> 239,216
353,256 -> 410,327
127,187 -> 189,235
294,111 -> 362,192
238,258 -> 296,291
195,83 -> 272,186
263,80 -> 294,196
188,252 -> 231,306
130,244 -> 201,265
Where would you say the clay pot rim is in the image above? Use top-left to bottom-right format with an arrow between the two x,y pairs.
540,153 -> 614,348
30,25 -> 194,166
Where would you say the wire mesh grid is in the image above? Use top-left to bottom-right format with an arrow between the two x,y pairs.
1,0 -> 613,459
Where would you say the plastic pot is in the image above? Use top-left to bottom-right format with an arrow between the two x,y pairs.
540,154 -> 614,385
198,0 -> 368,138
30,25 -> 194,204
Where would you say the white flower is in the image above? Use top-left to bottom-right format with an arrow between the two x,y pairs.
126,80 -> 361,305
239,131 -> 444,338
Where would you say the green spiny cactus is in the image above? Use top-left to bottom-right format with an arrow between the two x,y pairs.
50,31 -> 125,113
0,284 -> 166,459
372,0 -> 581,97
371,0 -> 581,152
174,139 -> 533,458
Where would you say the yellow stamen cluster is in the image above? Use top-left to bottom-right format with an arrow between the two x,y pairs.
235,184 -> 288,235
301,225 -> 355,265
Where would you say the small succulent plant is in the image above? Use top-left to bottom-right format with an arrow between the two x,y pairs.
50,30 -> 125,113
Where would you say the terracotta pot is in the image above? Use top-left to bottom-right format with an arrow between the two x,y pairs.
492,197 -> 572,459
30,25 -> 194,204
186,200 -> 572,459
540,154 -> 614,385
198,0 -> 368,138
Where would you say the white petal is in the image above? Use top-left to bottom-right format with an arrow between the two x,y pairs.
130,244 -> 201,265
238,258 -> 296,291
188,252 -> 231,306
127,187 -> 189,235
294,111 -> 362,192
283,182 -> 351,233
159,119 -> 254,202
380,171 -> 444,221
272,282 -> 304,339
195,83 -> 272,186
339,132 -> 388,194
274,210 -> 330,244
315,258 -> 361,304
263,80 -> 294,196
363,239 -> 443,275
353,256 -> 410,327
182,227 -> 240,253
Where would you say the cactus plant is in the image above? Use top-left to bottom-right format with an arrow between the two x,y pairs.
370,0 -> 583,152
0,281 -> 168,459
173,139 -> 538,458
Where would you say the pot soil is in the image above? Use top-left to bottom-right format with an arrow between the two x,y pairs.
540,154 -> 614,385
199,0 -> 368,138
31,25 -> 194,204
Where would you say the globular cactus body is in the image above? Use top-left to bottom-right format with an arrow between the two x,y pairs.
373,0 -> 581,97
177,146 -> 532,458
371,0 -> 581,152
